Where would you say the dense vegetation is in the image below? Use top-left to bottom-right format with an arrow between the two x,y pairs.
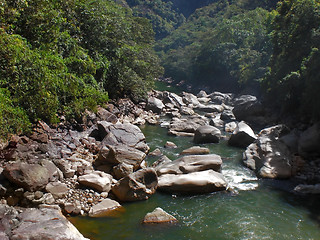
0,0 -> 162,138
1,0 -> 319,139
156,0 -> 278,92
263,0 -> 320,120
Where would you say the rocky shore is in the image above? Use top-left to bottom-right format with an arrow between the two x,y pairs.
1,88 -> 320,239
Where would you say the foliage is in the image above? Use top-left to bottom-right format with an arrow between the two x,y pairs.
157,0 -> 275,92
0,0 -> 163,138
263,0 -> 320,120
125,0 -> 185,39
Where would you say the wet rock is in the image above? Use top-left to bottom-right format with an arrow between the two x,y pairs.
146,97 -> 165,114
78,171 -> 113,192
9,205 -> 89,240
112,168 -> 158,202
194,125 -> 221,144
142,207 -> 178,224
89,198 -> 123,217
157,154 -> 222,176
180,146 -> 210,155
46,182 -> 68,199
158,170 -> 228,194
3,160 -> 61,191
228,121 -> 257,148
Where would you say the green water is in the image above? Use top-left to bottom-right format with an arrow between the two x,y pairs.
72,124 -> 320,240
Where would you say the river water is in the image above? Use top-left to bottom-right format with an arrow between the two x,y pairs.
71,123 -> 320,240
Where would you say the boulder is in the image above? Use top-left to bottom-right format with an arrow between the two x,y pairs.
151,155 -> 172,172
158,170 -> 228,194
209,118 -> 224,128
7,205 -> 89,240
45,182 -> 68,199
96,107 -> 118,123
243,126 -> 295,179
196,104 -> 224,113
146,97 -> 165,114
180,146 -> 210,155
112,168 -> 158,202
232,95 -> 264,123
180,106 -> 195,116
89,199 -> 123,217
182,92 -> 200,107
97,145 -> 146,171
101,123 -> 149,153
197,90 -> 208,98
209,92 -> 233,105
194,125 -> 221,144
157,154 -> 222,176
169,116 -> 207,134
142,207 -> 178,224
3,160 -> 61,191
298,123 -> 320,158
228,121 -> 257,148
163,92 -> 185,108
225,122 -> 237,133
78,171 -> 113,192
220,110 -> 236,122
113,163 -> 134,179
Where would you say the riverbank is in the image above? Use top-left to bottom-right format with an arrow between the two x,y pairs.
1,89 -> 320,239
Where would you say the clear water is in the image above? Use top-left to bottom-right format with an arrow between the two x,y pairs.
71,124 -> 320,240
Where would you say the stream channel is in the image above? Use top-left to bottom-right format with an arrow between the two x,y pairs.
71,122 -> 320,240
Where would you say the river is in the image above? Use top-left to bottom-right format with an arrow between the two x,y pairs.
71,122 -> 320,240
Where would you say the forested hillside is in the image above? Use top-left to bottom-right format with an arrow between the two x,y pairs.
0,0 -> 162,138
1,0 -> 320,139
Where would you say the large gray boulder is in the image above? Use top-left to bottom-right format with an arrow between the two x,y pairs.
196,104 -> 224,113
97,145 -> 146,171
157,154 -> 222,176
182,92 -> 200,107
194,125 -> 221,144
158,170 -> 228,194
0,205 -> 89,240
146,97 -> 165,114
232,95 -> 264,123
298,123 -> 320,158
101,123 -> 149,153
3,160 -> 61,191
78,171 -> 113,192
163,92 -> 185,108
243,125 -> 295,179
228,121 -> 257,148
112,168 -> 158,202
169,116 -> 207,134
209,92 -> 233,105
